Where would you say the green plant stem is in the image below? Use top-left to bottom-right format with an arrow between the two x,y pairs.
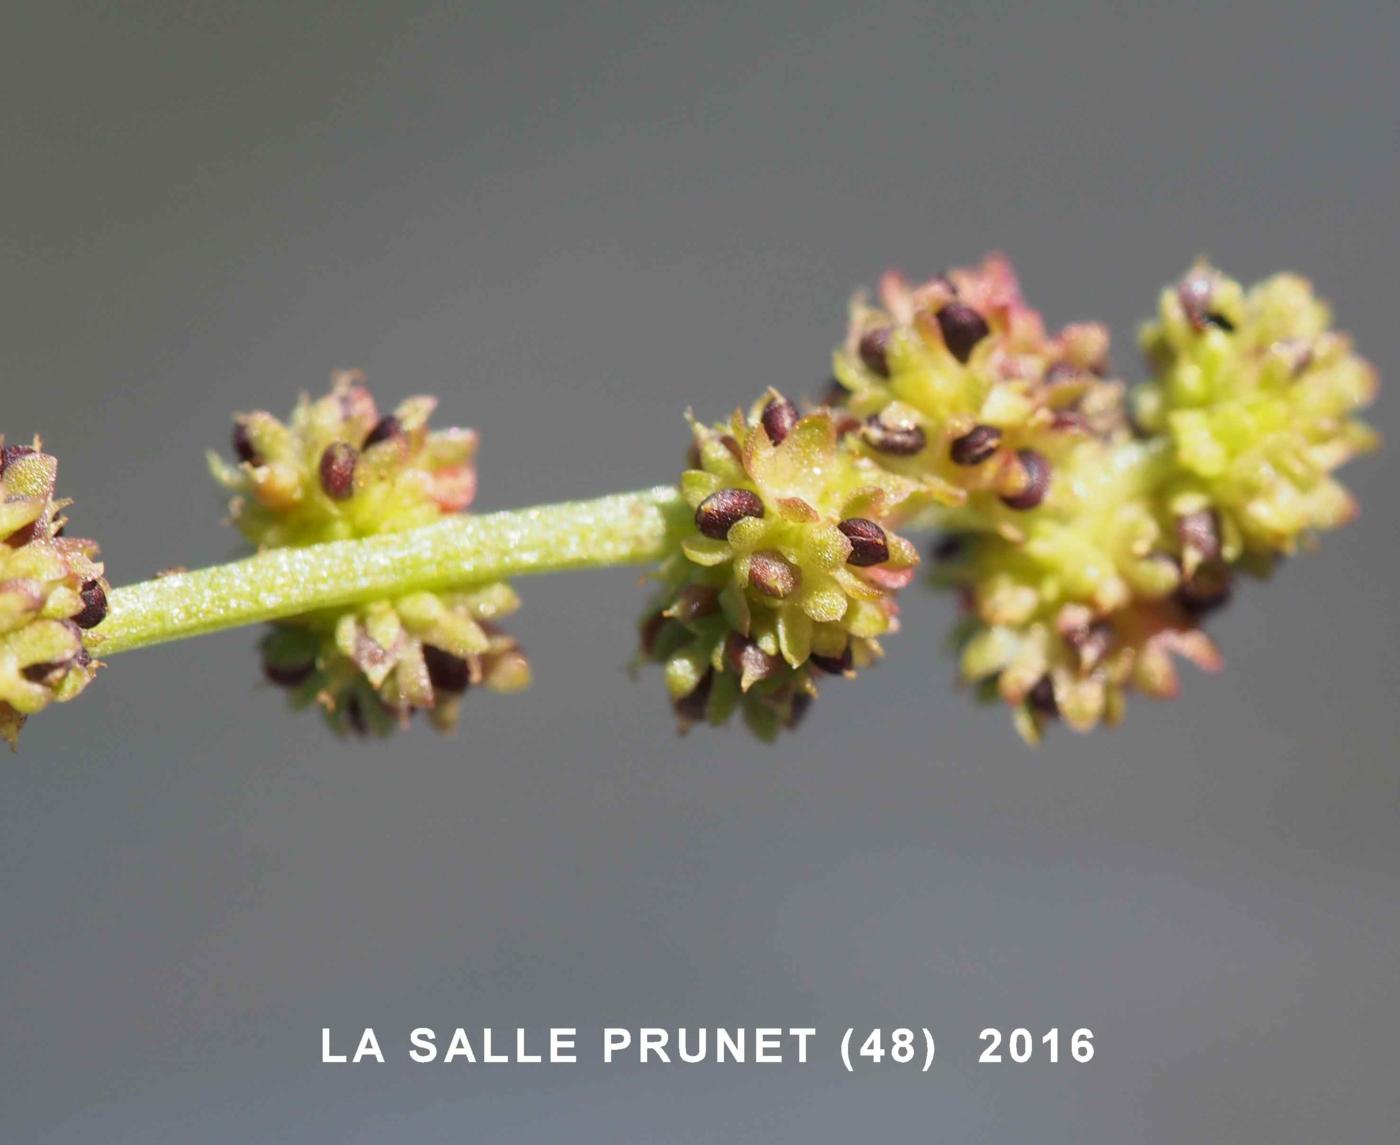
90,487 -> 687,656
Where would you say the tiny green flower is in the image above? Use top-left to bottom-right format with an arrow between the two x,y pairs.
0,440 -> 107,747
639,393 -> 920,738
211,371 -> 529,735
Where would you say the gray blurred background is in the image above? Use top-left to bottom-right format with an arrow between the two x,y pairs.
2,2 -> 1397,1141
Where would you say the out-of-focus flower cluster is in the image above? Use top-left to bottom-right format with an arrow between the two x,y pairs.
646,256 -> 1378,742
1135,264 -> 1378,561
211,372 -> 528,735
0,441 -> 107,747
637,394 -> 920,738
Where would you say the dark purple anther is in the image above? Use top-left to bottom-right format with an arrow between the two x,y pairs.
674,670 -> 714,723
423,645 -> 472,694
999,449 -> 1051,511
263,658 -> 316,688
863,415 -> 926,457
761,396 -> 799,445
837,518 -> 889,566
695,488 -> 765,540
1177,564 -> 1232,616
949,424 -> 1002,466
858,327 -> 894,377
318,442 -> 358,501
363,414 -> 403,449
811,645 -> 854,676
1028,675 -> 1059,718
72,580 -> 107,629
936,302 -> 991,363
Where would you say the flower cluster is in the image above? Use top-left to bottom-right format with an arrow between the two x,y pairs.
0,440 -> 107,746
1135,264 -> 1378,561
210,371 -> 529,735
637,394 -> 920,738
644,257 -> 1376,742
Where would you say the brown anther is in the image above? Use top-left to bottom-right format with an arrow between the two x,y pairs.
318,442 -> 358,501
786,691 -> 813,729
1177,562 -> 1232,616
1177,509 -> 1222,562
422,645 -> 472,694
748,551 -> 800,598
21,656 -> 75,685
858,327 -> 893,377
811,645 -> 854,676
263,658 -> 316,688
639,611 -> 668,658
1028,675 -> 1059,718
837,518 -> 889,566
231,421 -> 259,464
363,414 -> 404,449
999,449 -> 1051,511
724,632 -> 781,682
936,302 -> 991,363
863,415 -> 926,457
761,396 -> 799,445
949,424 -> 1002,466
931,534 -> 967,562
344,695 -> 368,736
695,488 -> 765,540
674,670 -> 714,723
673,584 -> 720,622
72,580 -> 108,629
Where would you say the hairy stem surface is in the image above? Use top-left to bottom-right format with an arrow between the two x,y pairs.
91,487 -> 686,656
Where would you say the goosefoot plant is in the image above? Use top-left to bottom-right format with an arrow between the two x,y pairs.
3,256 -> 1378,747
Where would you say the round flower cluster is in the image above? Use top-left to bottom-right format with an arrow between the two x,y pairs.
823,256 -> 1198,739
0,441 -> 107,746
637,393 -> 920,738
1136,264 -> 1378,561
210,372 -> 529,735
648,256 -> 1377,742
